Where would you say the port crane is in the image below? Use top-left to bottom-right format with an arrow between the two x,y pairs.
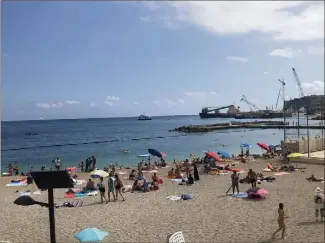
240,95 -> 260,111
275,88 -> 281,110
292,68 -> 305,98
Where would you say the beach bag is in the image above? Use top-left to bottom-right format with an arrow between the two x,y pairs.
315,195 -> 323,204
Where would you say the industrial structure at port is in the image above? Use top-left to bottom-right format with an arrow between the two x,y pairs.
199,68 -> 324,119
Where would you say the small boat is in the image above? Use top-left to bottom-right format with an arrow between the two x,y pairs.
123,149 -> 130,153
138,114 -> 152,120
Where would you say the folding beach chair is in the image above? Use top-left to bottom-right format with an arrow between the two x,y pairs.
167,231 -> 185,243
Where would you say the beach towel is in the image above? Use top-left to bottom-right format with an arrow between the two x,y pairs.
149,170 -> 158,173
118,172 -> 126,175
274,172 -> 290,176
171,178 -> 187,183
33,191 -> 41,195
232,192 -> 248,198
75,180 -> 86,185
178,194 -> 193,200
167,196 -> 182,201
263,168 -> 272,172
18,192 -> 31,196
6,182 -> 27,187
87,191 -> 98,196
64,193 -> 75,198
74,192 -> 87,198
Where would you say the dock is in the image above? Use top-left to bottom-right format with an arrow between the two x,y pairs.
171,121 -> 325,133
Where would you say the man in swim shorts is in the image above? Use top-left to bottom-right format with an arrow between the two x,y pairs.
248,169 -> 257,188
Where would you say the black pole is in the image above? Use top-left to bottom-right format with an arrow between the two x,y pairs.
48,188 -> 56,243
297,108 -> 300,140
306,97 -> 310,157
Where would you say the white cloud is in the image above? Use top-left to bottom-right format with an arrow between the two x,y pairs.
64,100 -> 80,105
307,46 -> 324,55
143,2 -> 324,41
140,16 -> 151,22
264,72 -> 269,75
36,101 -> 64,109
269,48 -> 301,59
152,100 -> 161,105
184,91 -> 217,97
177,98 -> 185,104
104,96 -> 120,106
302,80 -> 324,94
227,56 -> 248,63
133,102 -> 139,105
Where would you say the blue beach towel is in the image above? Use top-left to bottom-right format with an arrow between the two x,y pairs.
232,192 -> 248,198
178,194 -> 193,200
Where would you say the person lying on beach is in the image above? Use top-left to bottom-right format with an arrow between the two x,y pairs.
131,180 -> 143,193
307,174 -> 325,182
267,163 -> 278,171
129,169 -> 136,180
84,179 -> 96,191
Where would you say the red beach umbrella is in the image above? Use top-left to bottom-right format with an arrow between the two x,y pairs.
205,151 -> 221,162
257,142 -> 270,151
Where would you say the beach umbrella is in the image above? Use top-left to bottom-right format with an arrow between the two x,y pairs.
137,154 -> 150,158
90,170 -> 109,178
205,151 -> 221,162
66,167 -> 77,172
257,142 -> 270,151
148,148 -> 166,158
287,153 -> 304,158
74,228 -> 108,242
217,151 -> 231,159
240,143 -> 252,148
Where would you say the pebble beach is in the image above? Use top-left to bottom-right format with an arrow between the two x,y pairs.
1,159 -> 324,243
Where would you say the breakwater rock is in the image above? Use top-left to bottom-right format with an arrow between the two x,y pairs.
170,120 -> 319,133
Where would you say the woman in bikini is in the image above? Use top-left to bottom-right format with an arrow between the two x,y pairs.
114,174 -> 125,201
272,203 -> 288,239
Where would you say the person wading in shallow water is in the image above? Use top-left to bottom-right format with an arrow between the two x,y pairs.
272,203 -> 288,240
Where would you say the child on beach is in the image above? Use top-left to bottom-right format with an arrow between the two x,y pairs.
314,187 -> 324,222
114,174 -> 125,201
272,203 -> 288,239
108,173 -> 116,202
97,177 -> 108,204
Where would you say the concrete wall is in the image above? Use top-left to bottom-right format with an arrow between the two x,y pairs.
281,138 -> 325,153
289,157 -> 325,165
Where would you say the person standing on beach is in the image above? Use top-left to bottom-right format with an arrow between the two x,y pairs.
248,169 -> 257,188
193,163 -> 199,181
92,156 -> 96,170
272,203 -> 288,239
114,174 -> 125,201
97,177 -> 108,204
54,158 -> 61,170
231,171 -> 239,195
314,187 -> 324,222
108,173 -> 116,202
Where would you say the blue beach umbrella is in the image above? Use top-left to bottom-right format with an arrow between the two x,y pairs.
74,228 -> 108,242
148,148 -> 165,158
240,143 -> 252,148
217,151 -> 231,159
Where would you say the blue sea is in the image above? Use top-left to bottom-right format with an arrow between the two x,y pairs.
1,115 -> 322,173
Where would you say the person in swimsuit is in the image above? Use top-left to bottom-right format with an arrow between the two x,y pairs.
272,203 -> 288,239
97,177 -> 108,204
247,169 -> 257,188
114,174 -> 125,201
231,171 -> 240,195
108,173 -> 116,202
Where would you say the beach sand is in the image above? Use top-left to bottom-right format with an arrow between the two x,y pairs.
0,160 -> 324,242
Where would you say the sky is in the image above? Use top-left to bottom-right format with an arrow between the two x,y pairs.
1,1 -> 324,121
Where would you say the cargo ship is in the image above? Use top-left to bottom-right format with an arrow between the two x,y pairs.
199,105 -> 240,118
138,114 -> 152,120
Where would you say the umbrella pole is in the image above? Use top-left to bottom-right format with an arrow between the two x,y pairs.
226,184 -> 232,195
